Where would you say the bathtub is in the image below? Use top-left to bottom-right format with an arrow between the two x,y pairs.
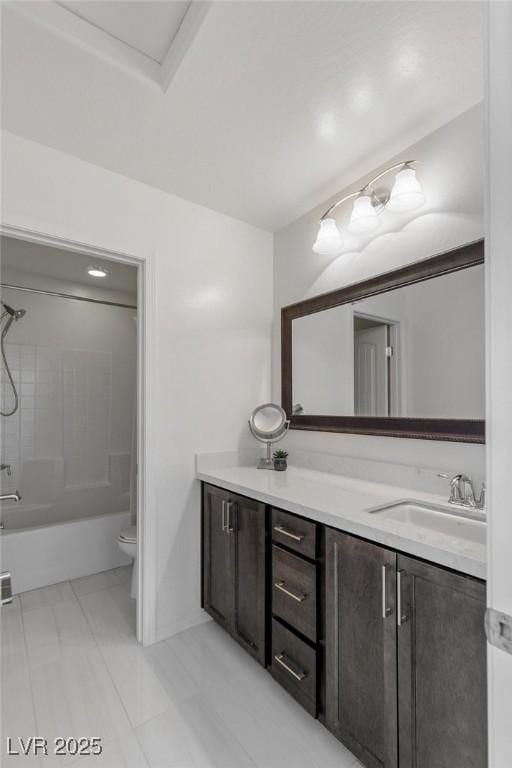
1,507 -> 132,594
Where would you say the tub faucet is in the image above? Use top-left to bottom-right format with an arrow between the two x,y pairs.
0,464 -> 11,476
0,491 -> 21,503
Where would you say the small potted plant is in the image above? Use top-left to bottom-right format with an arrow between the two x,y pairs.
273,448 -> 288,471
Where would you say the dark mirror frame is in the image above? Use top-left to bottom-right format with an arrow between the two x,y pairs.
281,239 -> 485,443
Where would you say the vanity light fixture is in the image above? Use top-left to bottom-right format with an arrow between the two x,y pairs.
312,218 -> 344,255
87,266 -> 109,278
313,160 -> 425,255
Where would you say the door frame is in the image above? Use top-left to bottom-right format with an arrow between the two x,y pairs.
485,2 -> 512,763
0,222 -> 156,645
352,310 -> 403,417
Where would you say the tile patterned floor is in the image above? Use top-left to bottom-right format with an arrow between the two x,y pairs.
1,568 -> 362,767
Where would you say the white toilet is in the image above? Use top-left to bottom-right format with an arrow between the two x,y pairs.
117,525 -> 138,599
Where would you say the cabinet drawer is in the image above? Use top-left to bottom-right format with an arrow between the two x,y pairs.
272,545 -> 317,642
272,508 -> 317,559
271,619 -> 317,715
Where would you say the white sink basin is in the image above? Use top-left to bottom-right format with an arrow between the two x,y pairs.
368,500 -> 486,545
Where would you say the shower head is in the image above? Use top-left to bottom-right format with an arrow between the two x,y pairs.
1,301 -> 26,320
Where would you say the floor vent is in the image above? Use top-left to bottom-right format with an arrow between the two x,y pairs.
1,571 -> 13,605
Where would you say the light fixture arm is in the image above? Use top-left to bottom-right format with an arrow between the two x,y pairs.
320,160 -> 419,221
321,191 -> 360,221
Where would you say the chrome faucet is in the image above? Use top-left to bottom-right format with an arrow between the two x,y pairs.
0,491 -> 21,503
0,464 -> 12,476
478,482 -> 487,510
448,474 -> 486,511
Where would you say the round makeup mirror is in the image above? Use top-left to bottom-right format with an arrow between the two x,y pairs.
248,403 -> 289,469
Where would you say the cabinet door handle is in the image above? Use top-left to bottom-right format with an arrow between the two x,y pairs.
273,525 -> 305,543
274,653 -> 307,681
381,564 -> 392,619
273,580 -> 306,603
221,500 -> 227,532
225,501 -> 234,533
397,569 -> 407,626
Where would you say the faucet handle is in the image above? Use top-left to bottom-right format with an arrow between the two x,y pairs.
448,473 -> 465,504
478,482 -> 487,510
0,464 -> 12,477
463,477 -> 477,507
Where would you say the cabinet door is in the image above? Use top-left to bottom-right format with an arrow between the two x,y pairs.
202,484 -> 234,632
231,494 -> 267,665
325,529 -> 397,768
397,555 -> 487,768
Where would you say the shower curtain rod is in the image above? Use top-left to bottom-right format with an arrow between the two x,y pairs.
0,283 -> 137,310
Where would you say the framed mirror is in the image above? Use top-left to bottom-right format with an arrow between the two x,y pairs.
281,240 -> 484,442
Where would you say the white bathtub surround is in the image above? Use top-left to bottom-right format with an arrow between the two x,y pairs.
0,278 -> 136,521
196,453 -> 486,579
1,570 -> 362,768
1,510 -> 131,594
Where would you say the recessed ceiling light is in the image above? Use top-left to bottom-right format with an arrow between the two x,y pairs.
87,266 -> 109,278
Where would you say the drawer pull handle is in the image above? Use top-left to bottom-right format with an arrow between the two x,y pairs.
397,569 -> 407,626
225,501 -> 234,533
381,564 -> 392,619
273,525 -> 305,543
274,580 -> 307,603
274,653 -> 307,681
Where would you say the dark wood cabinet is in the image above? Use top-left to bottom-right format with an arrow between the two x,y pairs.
202,484 -> 266,665
271,618 -> 317,716
270,509 -> 320,714
202,484 -> 234,632
272,545 -> 317,642
397,554 -> 487,768
324,528 -> 398,768
324,529 -> 487,768
201,483 -> 488,767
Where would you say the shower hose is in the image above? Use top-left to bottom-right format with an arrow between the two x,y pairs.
0,310 -> 19,417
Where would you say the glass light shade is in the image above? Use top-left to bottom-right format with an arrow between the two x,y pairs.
87,266 -> 109,278
312,218 -> 343,255
348,194 -> 380,234
388,167 -> 425,212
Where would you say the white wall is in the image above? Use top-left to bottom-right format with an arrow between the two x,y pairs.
274,104 -> 485,487
486,3 -> 512,764
404,265 -> 485,419
1,130 -> 274,643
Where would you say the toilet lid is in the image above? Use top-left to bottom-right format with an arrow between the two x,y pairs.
119,525 -> 137,543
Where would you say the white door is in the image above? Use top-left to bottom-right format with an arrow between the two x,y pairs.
354,325 -> 388,416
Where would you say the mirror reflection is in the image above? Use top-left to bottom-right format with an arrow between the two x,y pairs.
292,264 -> 484,420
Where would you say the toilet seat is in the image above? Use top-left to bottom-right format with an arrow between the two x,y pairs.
119,525 -> 137,544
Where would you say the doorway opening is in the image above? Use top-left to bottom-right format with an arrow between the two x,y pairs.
353,312 -> 401,417
0,231 -> 145,642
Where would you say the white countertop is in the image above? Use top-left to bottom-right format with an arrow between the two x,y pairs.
196,463 -> 486,579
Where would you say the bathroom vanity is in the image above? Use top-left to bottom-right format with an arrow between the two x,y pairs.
200,238 -> 488,768
199,465 -> 487,768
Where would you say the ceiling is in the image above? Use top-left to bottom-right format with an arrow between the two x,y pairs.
57,1 -> 192,63
1,1 -> 483,231
1,236 -> 138,296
